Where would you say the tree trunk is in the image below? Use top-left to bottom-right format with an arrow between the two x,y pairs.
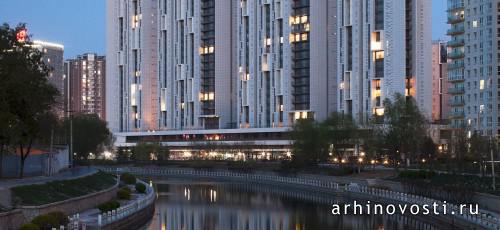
0,142 -> 4,178
19,156 -> 25,179
19,143 -> 25,179
19,139 -> 33,179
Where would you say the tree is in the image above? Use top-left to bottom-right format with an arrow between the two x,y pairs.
381,93 -> 428,167
291,119 -> 329,167
0,23 -> 59,178
322,112 -> 358,160
361,126 -> 385,162
66,114 -> 112,160
420,136 -> 437,160
450,128 -> 469,172
469,132 -> 490,176
132,142 -> 170,162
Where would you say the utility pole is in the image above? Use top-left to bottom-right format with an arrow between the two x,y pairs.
489,136 -> 496,191
492,143 -> 496,191
48,126 -> 54,176
70,113 -> 73,168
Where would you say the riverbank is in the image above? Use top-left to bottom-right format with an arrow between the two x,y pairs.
0,170 -> 118,230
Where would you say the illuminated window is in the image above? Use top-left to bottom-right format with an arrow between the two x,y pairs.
472,20 -> 478,28
304,23 -> 310,31
300,15 -> 308,23
374,108 -> 385,116
374,51 -> 384,60
301,33 -> 308,41
200,46 -> 215,55
265,38 -> 272,46
295,16 -> 301,24
479,79 -> 484,90
242,73 -> 250,81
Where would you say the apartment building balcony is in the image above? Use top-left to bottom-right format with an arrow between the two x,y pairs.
447,14 -> 465,24
449,98 -> 465,106
447,39 -> 464,48
448,50 -> 464,59
450,111 -> 465,118
448,74 -> 465,82
446,26 -> 464,36
448,87 -> 465,95
447,1 -> 464,12
447,61 -> 464,70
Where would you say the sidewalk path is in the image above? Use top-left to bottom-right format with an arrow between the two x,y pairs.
0,167 -> 97,189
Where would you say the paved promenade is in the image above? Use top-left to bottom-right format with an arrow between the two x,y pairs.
0,167 -> 97,189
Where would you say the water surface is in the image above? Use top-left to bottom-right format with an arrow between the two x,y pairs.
144,179 -> 439,230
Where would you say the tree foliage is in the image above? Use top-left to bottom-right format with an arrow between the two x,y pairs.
132,142 -> 170,162
0,23 -> 59,178
66,114 -> 112,160
291,112 -> 358,167
380,93 -> 428,166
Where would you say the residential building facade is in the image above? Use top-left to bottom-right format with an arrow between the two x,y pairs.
106,0 -> 433,155
432,41 -> 451,122
67,54 -> 106,119
336,0 -> 432,124
236,0 -> 337,129
447,0 -> 499,137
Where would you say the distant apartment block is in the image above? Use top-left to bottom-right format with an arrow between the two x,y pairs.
336,0 -> 432,124
432,41 -> 451,122
66,54 -> 106,119
447,0 -> 499,136
33,40 -> 65,118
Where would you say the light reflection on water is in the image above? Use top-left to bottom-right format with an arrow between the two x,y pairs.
143,180 -> 438,230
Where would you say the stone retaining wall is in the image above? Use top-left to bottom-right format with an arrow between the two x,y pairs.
0,209 -> 26,230
0,179 -> 118,230
20,180 -> 119,221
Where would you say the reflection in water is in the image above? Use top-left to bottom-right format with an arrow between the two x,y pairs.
145,180 -> 438,230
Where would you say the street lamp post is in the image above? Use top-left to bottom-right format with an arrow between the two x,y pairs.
488,136 -> 496,191
66,110 -> 75,168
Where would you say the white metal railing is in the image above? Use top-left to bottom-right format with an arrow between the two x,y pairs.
62,179 -> 155,230
100,167 -> 342,191
99,166 -> 500,230
98,180 -> 155,227
345,183 -> 500,229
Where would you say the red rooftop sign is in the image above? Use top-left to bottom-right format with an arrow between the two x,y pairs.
16,28 -> 27,43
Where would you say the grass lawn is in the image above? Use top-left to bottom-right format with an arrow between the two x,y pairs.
11,171 -> 116,206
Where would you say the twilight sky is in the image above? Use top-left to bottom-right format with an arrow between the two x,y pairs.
0,0 -> 448,59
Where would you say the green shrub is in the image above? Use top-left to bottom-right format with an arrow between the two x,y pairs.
18,223 -> 40,230
135,183 -> 147,193
31,214 -> 58,230
399,170 -> 436,180
46,211 -> 68,226
97,200 -> 120,213
117,187 -> 131,200
121,173 -> 136,184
